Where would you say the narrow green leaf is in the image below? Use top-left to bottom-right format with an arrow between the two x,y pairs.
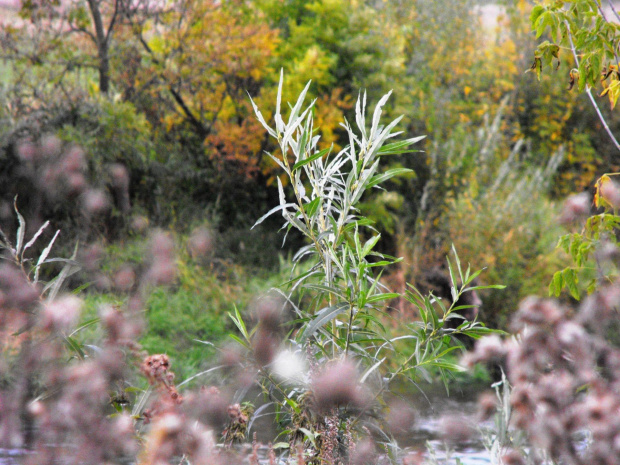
463,285 -> 506,291
68,317 -> 100,338
228,306 -> 250,342
252,203 -> 297,229
228,333 -> 250,349
13,198 -> 25,258
451,244 -> 464,284
300,302 -> 348,342
360,357 -> 386,383
64,336 -> 85,360
377,135 -> 426,155
366,168 -> 413,189
291,147 -> 330,172
35,229 -> 60,284
366,292 -> 400,304
23,220 -> 49,256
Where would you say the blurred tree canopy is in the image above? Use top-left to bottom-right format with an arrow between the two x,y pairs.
1,0 -> 618,326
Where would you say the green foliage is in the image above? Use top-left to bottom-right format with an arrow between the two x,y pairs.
83,232 -> 300,381
57,98 -> 154,169
550,174 -> 620,299
531,0 -> 620,106
413,103 -> 568,329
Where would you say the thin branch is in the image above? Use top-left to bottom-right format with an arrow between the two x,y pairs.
105,0 -> 120,44
66,24 -> 97,43
565,20 -> 620,152
607,0 -> 620,23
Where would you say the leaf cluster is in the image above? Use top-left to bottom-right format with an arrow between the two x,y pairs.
531,0 -> 620,108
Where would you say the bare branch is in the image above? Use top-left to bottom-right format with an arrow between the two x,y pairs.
66,24 -> 97,43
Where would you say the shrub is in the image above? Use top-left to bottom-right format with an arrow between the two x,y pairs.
411,104 -> 569,329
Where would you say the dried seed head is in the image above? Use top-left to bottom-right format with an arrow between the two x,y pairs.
0,264 -> 40,308
477,391 -> 498,421
113,266 -> 136,292
348,438 -> 375,465
312,360 -> 362,411
560,192 -> 590,224
190,386 -> 228,428
218,345 -> 243,369
439,415 -> 473,444
227,403 -> 247,422
41,134 -> 61,157
17,141 -> 37,162
513,297 -> 564,329
66,172 -> 87,194
600,179 -> 620,209
62,147 -> 86,172
188,228 -> 214,258
141,354 -> 171,384
252,328 -> 278,366
150,230 -> 175,257
131,215 -> 149,233
146,231 -> 177,285
109,163 -> 129,189
41,295 -> 82,332
386,399 -> 416,436
82,189 -> 109,214
81,244 -> 104,272
461,334 -> 506,367
252,295 -> 284,332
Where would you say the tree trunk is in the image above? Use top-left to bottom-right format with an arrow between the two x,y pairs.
87,0 -> 110,94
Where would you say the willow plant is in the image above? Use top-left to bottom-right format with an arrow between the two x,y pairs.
250,72 -> 425,354
239,72 -> 500,459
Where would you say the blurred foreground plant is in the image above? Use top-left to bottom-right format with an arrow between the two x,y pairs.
465,174 -> 620,465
